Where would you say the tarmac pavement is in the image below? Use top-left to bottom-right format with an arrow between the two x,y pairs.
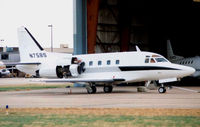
0,85 -> 200,108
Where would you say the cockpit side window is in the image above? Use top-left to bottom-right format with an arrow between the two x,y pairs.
145,58 -> 149,63
150,58 -> 156,63
145,56 -> 150,63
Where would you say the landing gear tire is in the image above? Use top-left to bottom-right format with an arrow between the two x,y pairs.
87,85 -> 97,94
104,85 -> 113,93
158,87 -> 166,93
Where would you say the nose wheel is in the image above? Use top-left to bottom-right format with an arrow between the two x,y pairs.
158,86 -> 166,93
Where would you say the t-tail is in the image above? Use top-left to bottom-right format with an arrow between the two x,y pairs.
167,40 -> 183,61
17,26 -> 47,63
17,26 -> 72,77
17,26 -> 48,75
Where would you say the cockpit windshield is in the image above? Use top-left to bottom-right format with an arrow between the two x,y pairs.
155,57 -> 168,62
145,55 -> 169,63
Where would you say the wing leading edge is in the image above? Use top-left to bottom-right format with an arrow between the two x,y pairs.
17,62 -> 41,65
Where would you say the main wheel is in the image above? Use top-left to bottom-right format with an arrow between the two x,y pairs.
87,85 -> 97,94
103,85 -> 113,93
158,87 -> 166,93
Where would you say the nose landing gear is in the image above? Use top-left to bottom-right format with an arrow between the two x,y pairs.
158,84 -> 166,93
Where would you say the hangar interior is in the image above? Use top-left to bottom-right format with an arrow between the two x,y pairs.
74,0 -> 200,57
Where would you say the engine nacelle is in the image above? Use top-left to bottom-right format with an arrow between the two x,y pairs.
69,64 -> 81,77
38,62 -> 85,78
39,66 -> 57,78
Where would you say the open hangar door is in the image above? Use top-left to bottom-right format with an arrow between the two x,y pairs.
72,0 -> 200,85
86,0 -> 200,58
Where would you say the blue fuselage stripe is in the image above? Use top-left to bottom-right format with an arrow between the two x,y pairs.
119,66 -> 180,71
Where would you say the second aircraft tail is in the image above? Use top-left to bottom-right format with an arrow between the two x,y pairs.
167,40 -> 183,61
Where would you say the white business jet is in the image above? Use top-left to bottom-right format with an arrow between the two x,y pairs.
16,27 -> 195,94
167,40 -> 200,78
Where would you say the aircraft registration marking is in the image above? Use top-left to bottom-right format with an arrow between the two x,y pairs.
29,53 -> 47,58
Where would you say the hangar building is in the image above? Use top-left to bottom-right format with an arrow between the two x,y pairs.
73,0 -> 200,57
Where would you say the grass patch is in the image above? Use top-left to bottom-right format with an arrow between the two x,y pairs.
0,84 -> 68,92
0,112 -> 199,127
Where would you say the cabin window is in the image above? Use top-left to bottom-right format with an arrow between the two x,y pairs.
150,58 -> 156,63
107,60 -> 111,65
89,61 -> 93,66
98,61 -> 102,66
116,60 -> 120,64
145,56 -> 150,63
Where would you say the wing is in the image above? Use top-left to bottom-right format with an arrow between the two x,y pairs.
17,62 -> 41,65
40,78 -> 125,83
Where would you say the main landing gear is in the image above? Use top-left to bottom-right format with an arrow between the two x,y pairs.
86,83 -> 97,94
103,85 -> 113,93
86,83 -> 113,94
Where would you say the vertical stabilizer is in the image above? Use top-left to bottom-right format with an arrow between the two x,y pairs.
167,40 -> 174,59
167,40 -> 184,61
17,26 -> 45,62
